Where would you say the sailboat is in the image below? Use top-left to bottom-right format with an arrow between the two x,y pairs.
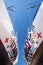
24,2 -> 43,65
0,0 -> 18,65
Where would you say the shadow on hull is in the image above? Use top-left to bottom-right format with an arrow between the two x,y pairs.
0,39 -> 12,65
30,41 -> 43,65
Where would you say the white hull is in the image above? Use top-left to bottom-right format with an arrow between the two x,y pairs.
0,0 -> 18,65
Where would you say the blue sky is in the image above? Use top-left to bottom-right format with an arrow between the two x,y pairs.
4,0 -> 43,65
